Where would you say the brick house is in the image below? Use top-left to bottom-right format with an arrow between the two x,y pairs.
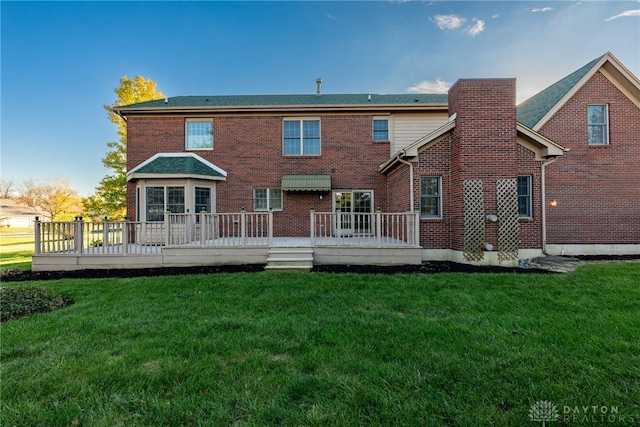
112,51 -> 639,266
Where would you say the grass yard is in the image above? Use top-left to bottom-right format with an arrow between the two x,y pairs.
2,263 -> 639,426
0,229 -> 34,271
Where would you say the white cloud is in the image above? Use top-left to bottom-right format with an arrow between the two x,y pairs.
407,78 -> 452,94
492,14 -> 500,19
605,9 -> 640,21
432,14 -> 466,30
530,7 -> 554,13
325,13 -> 336,20
465,18 -> 485,37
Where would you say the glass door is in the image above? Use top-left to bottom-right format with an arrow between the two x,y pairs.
333,191 -> 373,236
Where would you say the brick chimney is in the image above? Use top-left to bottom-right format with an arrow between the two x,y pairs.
448,79 -> 518,254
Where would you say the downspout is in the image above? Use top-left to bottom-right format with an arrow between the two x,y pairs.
395,149 -> 414,212
541,157 -> 559,254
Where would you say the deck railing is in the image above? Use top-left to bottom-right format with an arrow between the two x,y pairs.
310,210 -> 420,247
34,210 -> 273,255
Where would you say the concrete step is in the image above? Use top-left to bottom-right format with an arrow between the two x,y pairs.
266,246 -> 314,271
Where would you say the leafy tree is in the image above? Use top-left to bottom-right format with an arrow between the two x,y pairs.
83,76 -> 164,219
16,177 -> 82,220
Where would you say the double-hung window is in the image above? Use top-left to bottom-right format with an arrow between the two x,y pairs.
146,186 -> 185,221
420,177 -> 441,218
253,188 -> 282,211
186,119 -> 213,150
587,105 -> 608,145
373,118 -> 389,141
517,176 -> 532,218
195,187 -> 212,213
283,119 -> 320,155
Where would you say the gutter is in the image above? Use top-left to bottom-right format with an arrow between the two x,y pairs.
540,157 -> 559,254
395,149 -> 415,212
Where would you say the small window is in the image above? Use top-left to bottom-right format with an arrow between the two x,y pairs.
373,118 -> 389,141
186,119 -> 213,150
283,119 -> 320,156
253,188 -> 282,211
517,176 -> 532,218
587,105 -> 608,145
420,177 -> 441,218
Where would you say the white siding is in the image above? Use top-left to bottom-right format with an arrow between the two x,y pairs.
391,113 -> 449,154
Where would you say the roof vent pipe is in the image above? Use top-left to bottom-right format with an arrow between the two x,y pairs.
316,78 -> 322,96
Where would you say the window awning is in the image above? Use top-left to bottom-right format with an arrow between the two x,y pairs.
281,175 -> 331,191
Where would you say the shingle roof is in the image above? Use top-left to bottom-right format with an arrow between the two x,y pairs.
517,54 -> 606,128
117,93 -> 448,110
128,154 -> 226,180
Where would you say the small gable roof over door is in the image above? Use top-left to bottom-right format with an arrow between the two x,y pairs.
127,153 -> 227,181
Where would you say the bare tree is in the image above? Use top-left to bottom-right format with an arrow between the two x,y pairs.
15,177 -> 82,220
0,179 -> 16,199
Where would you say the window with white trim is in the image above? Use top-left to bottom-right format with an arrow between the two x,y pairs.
283,119 -> 320,155
253,188 -> 282,211
195,187 -> 212,213
146,186 -> 185,221
372,118 -> 389,141
420,177 -> 441,218
587,104 -> 609,145
517,176 -> 532,218
186,119 -> 213,150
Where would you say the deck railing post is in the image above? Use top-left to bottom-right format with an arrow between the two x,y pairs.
75,216 -> 84,254
335,208 -> 342,247
240,207 -> 247,247
103,217 -> 109,254
122,220 -> 129,255
414,210 -> 420,246
164,211 -> 171,246
200,210 -> 206,247
34,217 -> 41,255
268,209 -> 274,246
376,208 -> 382,248
309,207 -> 315,246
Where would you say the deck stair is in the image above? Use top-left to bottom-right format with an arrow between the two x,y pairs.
265,246 -> 314,271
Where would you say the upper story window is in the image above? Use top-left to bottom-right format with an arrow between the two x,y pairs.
253,188 -> 282,211
587,105 -> 609,145
420,176 -> 441,218
517,176 -> 532,218
186,119 -> 213,150
283,119 -> 320,156
373,118 -> 389,141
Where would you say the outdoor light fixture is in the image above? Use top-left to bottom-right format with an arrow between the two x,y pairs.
550,200 -> 558,207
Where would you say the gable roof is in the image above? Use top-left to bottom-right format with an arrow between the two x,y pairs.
127,153 -> 227,182
517,52 -> 640,130
114,94 -> 448,115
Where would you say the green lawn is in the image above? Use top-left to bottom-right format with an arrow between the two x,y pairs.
2,264 -> 639,426
0,229 -> 34,271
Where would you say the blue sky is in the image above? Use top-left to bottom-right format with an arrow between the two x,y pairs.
2,1 -> 639,196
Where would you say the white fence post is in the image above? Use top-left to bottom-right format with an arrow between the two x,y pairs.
309,207 -> 315,246
74,217 -> 84,254
34,217 -> 41,255
122,219 -> 129,255
240,207 -> 247,247
268,210 -> 274,246
376,208 -> 382,248
164,211 -> 170,246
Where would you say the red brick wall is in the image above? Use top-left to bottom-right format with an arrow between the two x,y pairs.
517,144 -> 543,248
448,79 -> 519,251
126,113 -> 390,237
539,71 -> 640,244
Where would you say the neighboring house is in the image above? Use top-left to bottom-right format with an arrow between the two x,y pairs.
84,51 -> 639,267
0,199 -> 46,228
34,53 -> 640,268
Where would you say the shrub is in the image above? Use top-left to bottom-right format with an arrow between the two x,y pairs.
0,286 -> 73,321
